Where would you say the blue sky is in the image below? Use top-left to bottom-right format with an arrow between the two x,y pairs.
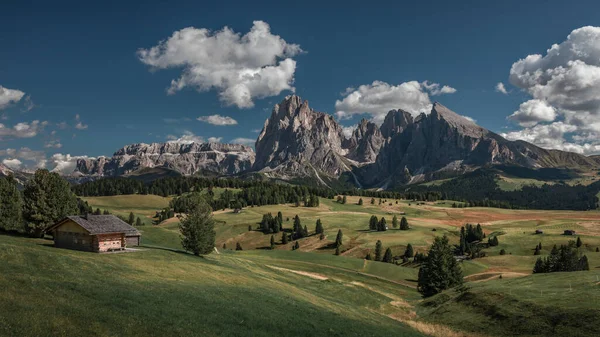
2,0 -> 600,172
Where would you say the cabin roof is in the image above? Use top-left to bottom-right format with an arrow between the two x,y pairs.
48,215 -> 141,236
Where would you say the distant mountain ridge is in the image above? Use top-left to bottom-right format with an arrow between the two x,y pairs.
3,95 -> 599,188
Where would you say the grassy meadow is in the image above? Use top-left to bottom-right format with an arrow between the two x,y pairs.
7,192 -> 596,336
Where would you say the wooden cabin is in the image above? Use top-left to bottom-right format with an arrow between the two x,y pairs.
47,215 -> 141,253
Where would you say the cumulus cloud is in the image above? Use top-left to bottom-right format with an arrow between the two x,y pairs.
0,147 -> 47,170
44,140 -> 63,149
166,131 -> 221,144
334,80 -> 456,123
495,82 -> 508,95
197,114 -> 238,125
138,20 -> 302,108
501,122 -> 600,154
2,158 -> 22,170
0,120 -> 48,140
505,26 -> 600,154
508,99 -> 556,127
0,85 -> 25,110
74,114 -> 88,130
49,153 -> 92,174
231,137 -> 255,145
208,137 -> 223,143
341,125 -> 357,138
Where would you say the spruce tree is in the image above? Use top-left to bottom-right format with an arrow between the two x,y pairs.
499,249 -> 506,255
23,169 -> 78,236
533,257 -> 545,273
128,212 -> 135,225
417,235 -> 463,297
0,176 -> 23,233
335,246 -> 340,256
277,211 -> 283,225
222,243 -> 227,249
375,240 -> 383,261
392,215 -> 399,229
405,244 -> 414,258
534,246 -> 541,255
342,195 -> 347,204
365,252 -> 372,260
400,217 -> 409,230
236,242 -> 243,251
179,199 -> 216,256
293,215 -> 304,239
319,233 -> 325,240
371,198 -> 375,205
576,237 -> 583,248
358,198 -> 363,205
315,219 -> 324,234
369,215 -> 378,231
270,235 -> 275,250
335,229 -> 343,247
135,217 -> 142,226
282,232 -> 288,244
382,247 -> 393,263
579,255 -> 590,270
459,227 -> 467,255
378,217 -> 387,231
596,247 -> 599,252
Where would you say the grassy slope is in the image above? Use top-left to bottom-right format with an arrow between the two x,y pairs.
418,270 -> 600,337
0,235 -> 424,337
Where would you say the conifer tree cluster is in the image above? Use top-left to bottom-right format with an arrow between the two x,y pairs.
315,219 -> 324,235
260,213 -> 282,233
292,215 -> 308,239
487,236 -> 499,247
417,235 -> 463,297
368,216 -> 388,231
533,241 -> 590,273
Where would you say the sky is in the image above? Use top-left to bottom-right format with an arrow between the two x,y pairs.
2,0 -> 600,172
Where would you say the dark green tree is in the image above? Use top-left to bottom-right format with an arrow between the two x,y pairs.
293,215 -> 304,239
23,169 -> 78,236
281,232 -> 288,244
270,235 -> 275,250
222,243 -> 227,249
576,237 -> 583,248
378,217 -> 387,231
375,240 -> 383,261
392,215 -> 399,229
335,246 -> 340,256
369,215 -> 378,231
128,212 -> 135,225
0,176 -> 23,233
370,198 -> 375,205
534,246 -> 541,255
179,199 -> 216,256
365,252 -> 372,260
358,198 -> 363,206
400,216 -> 409,230
417,235 -> 463,297
405,244 -> 414,258
342,195 -> 347,204
319,232 -> 325,240
315,218 -> 324,235
236,242 -> 243,251
499,249 -> 506,255
135,217 -> 142,226
382,247 -> 393,263
335,229 -> 343,247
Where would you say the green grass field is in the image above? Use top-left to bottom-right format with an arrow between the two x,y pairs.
70,193 -> 600,336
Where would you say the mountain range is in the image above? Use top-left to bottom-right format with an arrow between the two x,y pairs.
4,95 -> 600,188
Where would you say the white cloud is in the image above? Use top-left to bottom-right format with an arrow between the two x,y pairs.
197,114 -> 238,125
166,131 -> 205,144
495,82 -> 508,95
0,120 -> 48,139
0,85 -> 25,110
0,147 -> 47,170
138,20 -> 302,108
499,122 -> 600,154
230,137 -> 255,145
334,80 -> 456,123
251,129 -> 262,133
505,26 -> 600,154
508,99 -> 556,127
74,114 -> 88,130
20,96 -> 36,112
341,125 -> 357,138
208,137 -> 223,143
49,153 -> 92,174
2,158 -> 22,170
44,140 -> 62,149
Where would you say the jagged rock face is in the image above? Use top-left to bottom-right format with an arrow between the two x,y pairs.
343,119 -> 385,163
76,142 -> 255,177
254,95 -> 350,178
380,109 -> 414,139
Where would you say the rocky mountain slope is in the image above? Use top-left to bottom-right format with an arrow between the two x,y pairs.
76,142 -> 255,177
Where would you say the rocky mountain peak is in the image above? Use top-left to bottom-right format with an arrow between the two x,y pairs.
429,102 -> 486,138
380,109 -> 414,139
343,118 -> 384,163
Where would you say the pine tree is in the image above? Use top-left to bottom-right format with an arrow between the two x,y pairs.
342,195 -> 347,204
128,212 -> 135,225
499,249 -> 506,255
405,244 -> 414,258
236,242 -> 243,251
0,176 -> 23,233
248,225 -> 252,231
365,252 -> 372,260
371,198 -> 375,205
576,237 -> 583,248
596,247 -> 599,252
315,219 -> 324,234
335,246 -> 340,256
459,227 -> 467,255
382,247 -> 393,263
533,257 -> 545,273
319,233 -> 325,240
400,217 -> 409,230
538,242 -> 542,250
294,241 -> 300,250
277,211 -> 283,225
375,240 -> 383,261
580,255 -> 590,270
378,217 -> 387,231
534,246 -> 541,255
417,235 -> 463,297
135,217 -> 142,226
392,215 -> 399,229
281,232 -> 288,244
358,198 -> 363,206
270,235 -> 275,250
103,209 -> 110,215
369,215 -> 378,231
23,169 -> 78,236
179,200 -> 216,256
335,229 -> 343,247
222,243 -> 227,249
293,215 -> 304,239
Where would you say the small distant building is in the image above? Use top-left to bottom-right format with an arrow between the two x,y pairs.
46,215 -> 141,252
535,229 -> 544,234
564,229 -> 576,236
